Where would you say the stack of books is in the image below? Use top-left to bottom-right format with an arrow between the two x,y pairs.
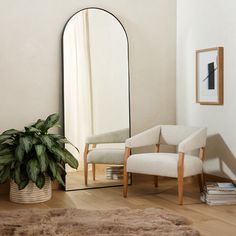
201,182 -> 236,205
106,166 -> 124,180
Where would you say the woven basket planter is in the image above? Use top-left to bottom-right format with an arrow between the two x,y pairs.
10,176 -> 52,204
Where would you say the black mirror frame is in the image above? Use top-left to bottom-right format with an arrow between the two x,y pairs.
61,7 -> 131,191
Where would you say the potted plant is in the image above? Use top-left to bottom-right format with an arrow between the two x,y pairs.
0,113 -> 78,203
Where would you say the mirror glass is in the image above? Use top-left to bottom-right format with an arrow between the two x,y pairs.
63,8 -> 130,190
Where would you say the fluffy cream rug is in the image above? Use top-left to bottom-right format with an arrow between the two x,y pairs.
0,208 -> 199,236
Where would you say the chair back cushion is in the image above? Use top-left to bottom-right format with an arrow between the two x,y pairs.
159,125 -> 200,146
86,128 -> 129,144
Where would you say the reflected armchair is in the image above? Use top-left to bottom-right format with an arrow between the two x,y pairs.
123,125 -> 207,205
84,128 -> 129,185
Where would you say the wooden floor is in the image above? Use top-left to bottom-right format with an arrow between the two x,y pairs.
66,166 -> 123,190
1,178 -> 236,236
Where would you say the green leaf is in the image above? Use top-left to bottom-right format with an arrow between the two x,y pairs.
43,113 -> 60,132
36,173 -> 45,189
47,170 -> 55,181
0,146 -> 13,156
40,135 -> 55,150
32,136 -> 40,145
64,149 -> 78,169
48,159 -> 57,178
18,178 -> 29,190
57,163 -> 65,173
55,171 -> 65,187
2,129 -> 21,135
15,145 -> 25,162
20,136 -> 33,153
0,143 -> 10,151
49,134 -> 65,140
0,165 -> 11,184
26,159 -> 40,183
0,134 -> 11,144
35,145 -> 48,172
33,119 -> 45,131
54,123 -> 62,129
50,146 -> 65,162
0,154 -> 15,165
56,137 -> 80,153
18,167 -> 29,190
14,163 -> 21,185
25,127 -> 41,133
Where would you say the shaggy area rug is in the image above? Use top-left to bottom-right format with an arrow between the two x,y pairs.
0,208 -> 199,236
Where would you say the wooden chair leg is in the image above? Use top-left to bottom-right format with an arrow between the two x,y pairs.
198,173 -> 204,193
198,148 -> 205,193
178,175 -> 184,205
123,147 -> 131,198
178,152 -> 184,205
123,171 -> 129,198
92,163 -> 96,181
84,162 -> 88,186
154,176 -> 158,187
84,144 -> 89,186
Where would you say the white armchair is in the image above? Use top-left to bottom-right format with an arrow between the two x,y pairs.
123,125 -> 207,205
84,128 -> 129,185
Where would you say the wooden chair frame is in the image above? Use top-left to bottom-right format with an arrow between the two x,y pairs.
83,144 -> 97,186
123,145 -> 205,205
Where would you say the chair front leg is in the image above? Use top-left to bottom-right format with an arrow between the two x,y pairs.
178,152 -> 184,205
123,147 -> 131,198
84,144 -> 89,186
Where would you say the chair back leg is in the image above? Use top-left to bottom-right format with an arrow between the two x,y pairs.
154,176 -> 158,187
198,147 -> 205,192
92,164 -> 96,181
198,173 -> 204,192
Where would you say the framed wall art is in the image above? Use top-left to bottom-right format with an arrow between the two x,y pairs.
196,47 -> 224,105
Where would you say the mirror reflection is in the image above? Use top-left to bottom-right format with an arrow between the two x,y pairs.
63,8 -> 130,190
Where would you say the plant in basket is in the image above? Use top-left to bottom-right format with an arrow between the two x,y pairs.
0,113 -> 78,203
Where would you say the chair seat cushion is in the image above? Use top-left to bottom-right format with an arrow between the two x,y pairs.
87,148 -> 125,165
127,153 -> 202,178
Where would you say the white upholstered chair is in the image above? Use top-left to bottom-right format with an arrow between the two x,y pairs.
84,128 -> 129,185
123,125 -> 207,205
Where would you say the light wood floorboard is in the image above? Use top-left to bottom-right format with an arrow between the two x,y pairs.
1,178 -> 236,236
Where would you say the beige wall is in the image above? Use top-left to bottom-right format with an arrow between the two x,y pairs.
177,0 -> 236,179
0,0 -> 176,137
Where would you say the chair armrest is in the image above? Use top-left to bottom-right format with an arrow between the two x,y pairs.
85,128 -> 129,144
125,126 -> 161,148
178,128 -> 207,153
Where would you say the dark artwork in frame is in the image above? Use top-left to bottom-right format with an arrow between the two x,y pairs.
196,47 -> 223,105
208,62 -> 215,90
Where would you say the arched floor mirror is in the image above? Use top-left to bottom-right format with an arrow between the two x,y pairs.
62,8 -> 131,190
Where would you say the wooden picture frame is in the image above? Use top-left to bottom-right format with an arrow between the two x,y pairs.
196,47 -> 224,105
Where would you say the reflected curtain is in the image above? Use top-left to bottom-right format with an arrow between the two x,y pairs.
64,10 -> 93,172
